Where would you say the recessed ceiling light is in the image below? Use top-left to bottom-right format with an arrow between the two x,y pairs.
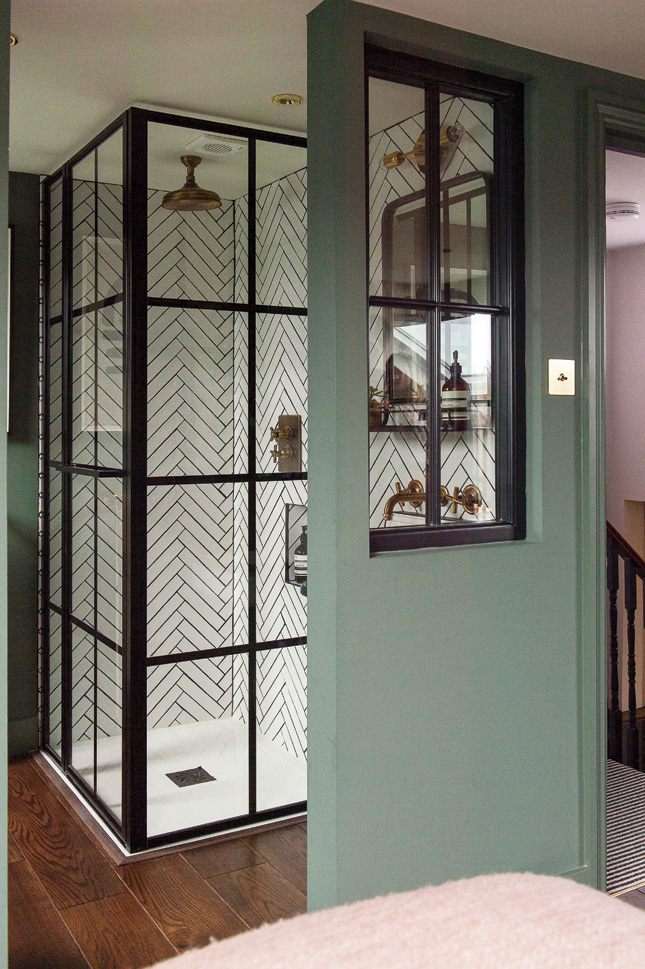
271,93 -> 303,107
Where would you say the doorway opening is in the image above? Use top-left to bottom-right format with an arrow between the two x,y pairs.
604,144 -> 645,894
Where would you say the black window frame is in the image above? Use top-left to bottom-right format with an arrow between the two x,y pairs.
366,44 -> 525,552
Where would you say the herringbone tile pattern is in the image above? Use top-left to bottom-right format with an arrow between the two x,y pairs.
147,484 -> 234,659
256,169 -> 307,307
147,306 -> 235,477
148,190 -> 235,302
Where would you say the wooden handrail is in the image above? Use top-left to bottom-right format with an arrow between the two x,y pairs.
607,520 -> 645,583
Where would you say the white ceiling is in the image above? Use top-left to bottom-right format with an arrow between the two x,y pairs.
9,0 -> 645,219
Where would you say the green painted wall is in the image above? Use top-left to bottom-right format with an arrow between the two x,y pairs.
306,0 -> 645,911
8,172 -> 40,757
0,0 -> 12,960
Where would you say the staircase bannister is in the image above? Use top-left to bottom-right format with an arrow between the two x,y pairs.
607,532 -> 621,761
606,520 -> 645,770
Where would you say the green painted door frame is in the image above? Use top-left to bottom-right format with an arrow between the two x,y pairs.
306,0 -> 645,911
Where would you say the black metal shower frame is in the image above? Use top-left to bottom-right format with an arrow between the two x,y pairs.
40,107 -> 308,852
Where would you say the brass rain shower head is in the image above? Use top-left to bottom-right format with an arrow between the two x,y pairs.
162,155 -> 221,212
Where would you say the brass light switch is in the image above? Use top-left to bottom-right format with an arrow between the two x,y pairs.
548,359 -> 575,396
269,415 -> 302,472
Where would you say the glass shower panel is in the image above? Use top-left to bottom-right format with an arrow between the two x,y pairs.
147,308 -> 245,477
146,654 -> 249,837
147,483 -> 248,658
255,313 -> 307,475
255,142 -> 307,309
147,121 -> 247,303
49,470 -> 63,605
95,639 -> 122,820
70,624 -> 95,780
48,176 -> 63,319
256,480 -> 307,645
71,314 -> 96,465
71,474 -> 94,626
96,129 -> 124,303
96,478 -> 122,646
48,320 -> 63,463
47,609 -> 63,757
72,153 -> 97,312
256,644 -> 307,812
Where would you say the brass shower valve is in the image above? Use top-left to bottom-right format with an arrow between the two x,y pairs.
270,424 -> 293,441
270,444 -> 294,464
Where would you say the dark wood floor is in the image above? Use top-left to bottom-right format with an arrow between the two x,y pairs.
8,755 -> 307,969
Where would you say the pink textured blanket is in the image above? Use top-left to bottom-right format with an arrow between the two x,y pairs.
149,872 -> 645,968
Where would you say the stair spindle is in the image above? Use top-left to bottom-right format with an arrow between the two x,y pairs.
624,557 -> 640,770
607,534 -> 622,762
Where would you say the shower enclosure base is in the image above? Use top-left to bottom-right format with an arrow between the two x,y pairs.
69,718 -> 307,841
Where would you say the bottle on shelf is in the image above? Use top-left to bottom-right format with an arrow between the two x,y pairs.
441,351 -> 470,431
293,525 -> 308,583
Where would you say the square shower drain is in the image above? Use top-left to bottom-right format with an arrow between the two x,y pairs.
166,766 -> 216,788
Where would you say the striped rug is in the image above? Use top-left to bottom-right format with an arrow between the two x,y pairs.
607,759 -> 645,894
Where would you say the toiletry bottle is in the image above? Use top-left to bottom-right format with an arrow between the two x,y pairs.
441,350 -> 470,431
293,525 -> 308,583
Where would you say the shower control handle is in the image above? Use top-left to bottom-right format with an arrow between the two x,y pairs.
270,424 -> 293,441
270,444 -> 294,464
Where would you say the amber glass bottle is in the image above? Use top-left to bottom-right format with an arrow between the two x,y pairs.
441,351 -> 470,431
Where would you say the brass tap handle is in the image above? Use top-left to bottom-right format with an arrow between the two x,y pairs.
270,425 -> 293,441
270,444 -> 294,463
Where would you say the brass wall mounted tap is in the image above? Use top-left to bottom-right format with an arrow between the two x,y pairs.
440,483 -> 482,515
270,424 -> 293,441
382,480 -> 426,521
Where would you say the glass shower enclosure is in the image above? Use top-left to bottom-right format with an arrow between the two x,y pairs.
40,107 -> 307,852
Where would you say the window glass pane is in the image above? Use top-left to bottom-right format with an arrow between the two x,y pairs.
440,311 -> 496,522
71,475 -> 94,623
368,76 -> 426,302
369,308 -> 428,530
439,94 -> 494,306
147,121 -> 246,303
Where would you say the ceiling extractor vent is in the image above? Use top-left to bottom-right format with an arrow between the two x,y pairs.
606,201 -> 640,221
184,132 -> 247,158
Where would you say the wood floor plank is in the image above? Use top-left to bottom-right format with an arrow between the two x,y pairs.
182,837 -> 265,879
244,824 -> 307,895
207,862 -> 306,928
59,893 -> 176,969
8,759 -> 125,909
8,831 -> 24,863
9,859 -> 91,969
119,853 -> 249,951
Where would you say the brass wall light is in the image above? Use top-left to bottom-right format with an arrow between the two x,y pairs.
382,122 -> 464,173
162,155 -> 221,212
